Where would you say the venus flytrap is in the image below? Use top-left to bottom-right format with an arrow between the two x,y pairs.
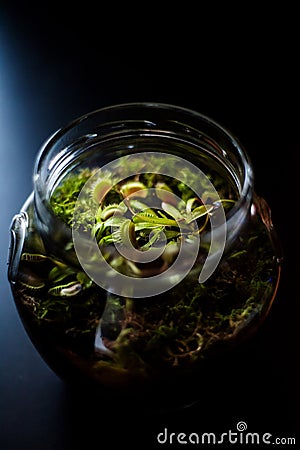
85,174 -> 226,258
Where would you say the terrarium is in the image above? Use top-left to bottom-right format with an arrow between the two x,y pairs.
8,103 -> 282,411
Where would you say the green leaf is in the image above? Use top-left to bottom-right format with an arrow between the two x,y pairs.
140,228 -> 165,250
161,202 -> 182,220
128,199 -> 157,217
76,271 -> 93,289
133,212 -> 177,227
48,265 -> 76,283
186,204 -> 213,224
186,197 -> 198,214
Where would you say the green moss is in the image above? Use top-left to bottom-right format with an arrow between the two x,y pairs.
14,165 -> 279,377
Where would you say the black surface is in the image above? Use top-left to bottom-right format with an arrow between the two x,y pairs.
1,5 -> 299,449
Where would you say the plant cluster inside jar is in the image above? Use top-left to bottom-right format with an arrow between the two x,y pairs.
12,153 -> 279,383
51,163 -> 236,278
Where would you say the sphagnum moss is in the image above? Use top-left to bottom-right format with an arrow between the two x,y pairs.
12,165 -> 279,382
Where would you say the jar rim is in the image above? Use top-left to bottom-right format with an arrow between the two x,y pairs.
34,101 -> 253,204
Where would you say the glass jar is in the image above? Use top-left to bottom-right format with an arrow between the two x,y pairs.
8,103 -> 282,411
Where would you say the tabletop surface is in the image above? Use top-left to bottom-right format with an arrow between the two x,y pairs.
1,5 -> 299,449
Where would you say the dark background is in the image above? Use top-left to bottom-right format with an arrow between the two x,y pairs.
1,4 -> 299,449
